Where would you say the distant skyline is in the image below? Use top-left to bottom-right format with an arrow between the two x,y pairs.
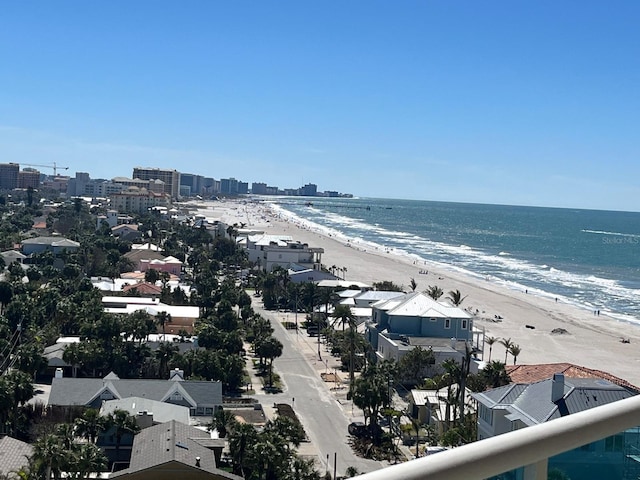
1,2 -> 639,211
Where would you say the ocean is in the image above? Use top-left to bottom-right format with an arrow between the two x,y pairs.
264,197 -> 640,325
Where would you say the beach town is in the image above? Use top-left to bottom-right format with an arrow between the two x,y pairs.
203,198 -> 640,387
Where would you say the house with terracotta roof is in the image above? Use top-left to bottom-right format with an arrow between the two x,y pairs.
121,281 -> 163,296
505,362 -> 640,393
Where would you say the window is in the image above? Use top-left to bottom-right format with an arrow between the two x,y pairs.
430,317 -> 437,322
445,318 -> 451,329
462,319 -> 468,329
171,392 -> 183,401
479,404 -> 493,425
605,435 -> 624,452
100,390 -> 114,400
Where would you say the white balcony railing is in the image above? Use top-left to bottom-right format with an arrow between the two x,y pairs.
354,394 -> 640,480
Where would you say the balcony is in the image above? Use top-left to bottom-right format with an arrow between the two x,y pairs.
353,394 -> 640,480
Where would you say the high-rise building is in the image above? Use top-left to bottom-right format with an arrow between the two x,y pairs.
18,169 -> 41,189
0,163 -> 19,190
132,167 -> 180,199
67,172 -> 90,196
252,182 -> 267,195
300,183 -> 317,196
180,173 -> 205,196
220,177 -> 244,195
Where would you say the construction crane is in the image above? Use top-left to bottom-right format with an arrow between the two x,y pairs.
21,162 -> 70,176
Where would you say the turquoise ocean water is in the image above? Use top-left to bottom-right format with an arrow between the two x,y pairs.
265,197 -> 640,325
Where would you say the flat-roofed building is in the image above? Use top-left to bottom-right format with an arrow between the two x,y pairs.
0,163 -> 19,190
18,168 -> 41,189
132,167 -> 180,199
110,187 -> 169,214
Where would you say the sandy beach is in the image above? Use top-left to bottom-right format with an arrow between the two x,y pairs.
187,199 -> 640,387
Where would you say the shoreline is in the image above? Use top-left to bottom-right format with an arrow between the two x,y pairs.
189,199 -> 640,387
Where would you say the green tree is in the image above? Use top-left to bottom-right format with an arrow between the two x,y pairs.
75,443 -> 107,479
106,409 -> 141,462
256,337 -> 283,388
32,433 -> 66,480
482,360 -> 511,388
508,344 -> 522,365
447,289 -> 467,306
397,346 -> 435,386
330,304 -> 355,332
155,311 -> 171,339
74,408 -> 107,444
500,337 -> 514,363
208,408 -> 237,438
485,336 -> 497,362
426,285 -> 444,300
372,280 -> 403,292
228,423 -> 258,477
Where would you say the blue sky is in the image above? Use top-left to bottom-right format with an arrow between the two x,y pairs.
1,1 -> 638,211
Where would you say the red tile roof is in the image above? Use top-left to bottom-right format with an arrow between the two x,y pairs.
506,363 -> 639,392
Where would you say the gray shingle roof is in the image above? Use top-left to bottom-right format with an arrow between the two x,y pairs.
110,421 -> 241,479
48,376 -> 222,409
0,436 -> 33,475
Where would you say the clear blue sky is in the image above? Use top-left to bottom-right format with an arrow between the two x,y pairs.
1,1 -> 638,211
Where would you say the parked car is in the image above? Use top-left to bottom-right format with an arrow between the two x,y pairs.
348,421 -> 366,437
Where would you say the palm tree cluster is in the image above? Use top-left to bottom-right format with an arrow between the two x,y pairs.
28,408 -> 139,479
210,409 -> 316,480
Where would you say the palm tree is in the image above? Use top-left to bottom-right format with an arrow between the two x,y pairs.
409,278 -> 417,292
155,311 -> 171,339
106,409 -> 141,463
500,337 -> 514,363
228,423 -> 258,477
509,344 -> 522,365
447,289 -> 467,306
75,443 -> 107,479
330,304 -> 356,332
74,408 -> 106,444
426,285 -> 444,300
155,341 -> 179,379
482,360 -> 511,388
485,336 -> 497,362
256,337 -> 283,387
208,408 -> 238,438
33,434 -> 65,480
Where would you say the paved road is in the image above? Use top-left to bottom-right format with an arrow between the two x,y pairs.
252,301 -> 383,477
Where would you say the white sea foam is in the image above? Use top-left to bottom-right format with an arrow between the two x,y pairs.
268,200 -> 640,323
582,229 -> 640,238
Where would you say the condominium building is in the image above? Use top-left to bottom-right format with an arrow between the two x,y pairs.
17,169 -> 41,189
0,163 -> 19,190
110,187 -> 169,214
132,167 -> 180,199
